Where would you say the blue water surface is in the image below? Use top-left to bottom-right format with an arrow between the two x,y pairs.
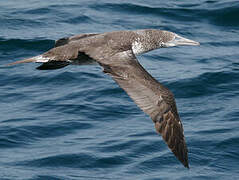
0,0 -> 239,179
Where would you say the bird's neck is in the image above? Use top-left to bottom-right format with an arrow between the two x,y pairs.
131,33 -> 162,55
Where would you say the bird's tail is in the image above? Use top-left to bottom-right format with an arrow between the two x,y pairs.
6,58 -> 37,66
6,55 -> 49,66
6,55 -> 70,70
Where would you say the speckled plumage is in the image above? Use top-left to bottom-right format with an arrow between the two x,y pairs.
7,29 -> 200,168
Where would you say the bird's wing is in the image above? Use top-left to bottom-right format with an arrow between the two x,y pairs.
95,49 -> 189,168
6,42 -> 93,69
6,33 -> 99,67
6,33 -> 107,67
55,33 -> 99,47
42,42 -> 189,167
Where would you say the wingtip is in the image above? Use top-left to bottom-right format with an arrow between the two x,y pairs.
184,162 -> 190,169
180,152 -> 189,169
171,141 -> 189,169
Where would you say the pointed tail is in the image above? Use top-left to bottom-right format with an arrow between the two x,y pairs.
6,58 -> 36,66
6,55 -> 49,66
6,55 -> 69,70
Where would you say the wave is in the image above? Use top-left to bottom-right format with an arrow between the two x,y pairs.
168,70 -> 239,98
0,38 -> 54,52
17,152 -> 130,168
0,119 -> 93,149
89,2 -> 239,27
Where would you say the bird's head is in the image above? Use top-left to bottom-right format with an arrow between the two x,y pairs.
159,30 -> 200,48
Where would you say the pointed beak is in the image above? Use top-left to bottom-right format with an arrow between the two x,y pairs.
165,34 -> 200,47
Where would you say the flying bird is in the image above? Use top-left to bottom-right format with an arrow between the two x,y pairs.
7,29 -> 199,168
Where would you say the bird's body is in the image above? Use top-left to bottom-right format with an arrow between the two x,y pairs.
7,29 -> 199,168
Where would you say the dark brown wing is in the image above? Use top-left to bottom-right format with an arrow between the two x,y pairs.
6,35 -> 93,67
97,50 -> 189,168
55,33 -> 99,47
6,32 -> 112,67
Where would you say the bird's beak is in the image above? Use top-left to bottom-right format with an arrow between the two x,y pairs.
164,34 -> 200,47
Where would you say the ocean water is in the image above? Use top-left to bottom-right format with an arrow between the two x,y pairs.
0,0 -> 239,179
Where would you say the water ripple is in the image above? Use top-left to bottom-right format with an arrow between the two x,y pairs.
1,0 -> 239,179
170,70 -> 239,98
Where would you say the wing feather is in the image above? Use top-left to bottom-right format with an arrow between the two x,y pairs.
55,33 -> 99,47
100,50 -> 189,168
